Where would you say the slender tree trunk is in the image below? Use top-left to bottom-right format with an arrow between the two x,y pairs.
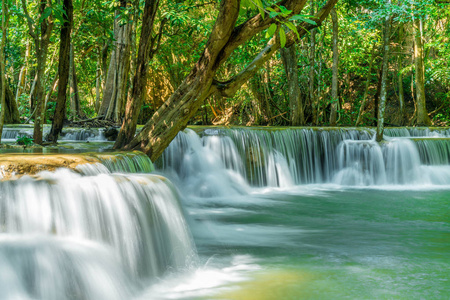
329,7 -> 339,125
114,0 -> 160,148
15,41 -> 30,105
48,0 -> 73,142
95,51 -> 101,112
100,1 -> 132,122
280,44 -> 304,125
413,17 -> 431,126
0,0 -> 7,143
397,24 -> 406,125
355,42 -> 377,126
248,74 -> 272,125
376,0 -> 392,142
309,4 -> 317,125
69,43 -> 84,120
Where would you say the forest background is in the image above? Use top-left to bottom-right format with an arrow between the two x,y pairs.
0,0 -> 449,159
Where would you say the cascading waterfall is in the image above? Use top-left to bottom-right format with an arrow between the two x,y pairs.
158,127 -> 450,188
0,153 -> 196,299
0,126 -> 107,141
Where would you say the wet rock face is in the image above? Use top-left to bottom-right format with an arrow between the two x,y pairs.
104,127 -> 119,141
0,154 -> 101,180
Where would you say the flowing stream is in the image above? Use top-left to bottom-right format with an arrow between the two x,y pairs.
0,127 -> 449,299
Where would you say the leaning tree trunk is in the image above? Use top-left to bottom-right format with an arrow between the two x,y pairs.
329,7 -> 339,125
121,0 -> 338,161
114,0 -> 160,148
48,0 -> 73,142
413,17 -> 431,126
280,44 -> 304,125
99,1 -> 132,122
376,0 -> 392,142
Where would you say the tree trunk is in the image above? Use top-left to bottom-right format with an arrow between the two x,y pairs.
355,42 -> 377,126
100,1 -> 132,122
413,17 -> 431,126
309,4 -> 317,125
397,24 -> 406,125
48,0 -> 73,142
248,74 -> 272,125
280,44 -> 304,125
22,0 -> 54,144
95,51 -> 101,112
15,41 -> 30,105
1,77 -> 21,124
114,0 -> 160,148
329,7 -> 339,125
69,43 -> 84,120
376,0 -> 392,142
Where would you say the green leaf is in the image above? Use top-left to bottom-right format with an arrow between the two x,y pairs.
290,14 -> 317,25
285,21 -> 300,40
279,27 -> 286,48
39,7 -> 52,24
266,23 -> 277,38
255,0 -> 265,19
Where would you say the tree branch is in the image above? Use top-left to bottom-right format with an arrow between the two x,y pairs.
20,0 -> 37,40
214,0 -> 308,68
212,0 -> 338,98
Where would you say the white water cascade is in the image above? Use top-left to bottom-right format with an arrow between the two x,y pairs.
0,155 -> 195,299
158,127 -> 450,188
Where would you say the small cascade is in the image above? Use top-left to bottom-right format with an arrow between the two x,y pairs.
1,129 -> 21,140
385,127 -> 450,137
60,128 -> 107,141
413,138 -> 450,165
333,140 -> 386,185
159,130 -> 249,197
91,151 -> 155,174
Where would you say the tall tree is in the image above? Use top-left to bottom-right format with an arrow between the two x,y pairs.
329,7 -> 339,125
309,3 -> 317,124
280,44 -> 304,125
376,0 -> 392,142
114,0 -> 161,148
413,16 -> 431,125
119,0 -> 338,161
21,0 -> 54,144
99,0 -> 132,122
47,0 -> 73,142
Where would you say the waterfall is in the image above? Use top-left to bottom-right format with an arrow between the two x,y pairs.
158,127 -> 450,188
0,126 -> 107,141
0,152 -> 196,299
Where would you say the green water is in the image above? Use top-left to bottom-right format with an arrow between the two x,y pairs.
186,187 -> 449,299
